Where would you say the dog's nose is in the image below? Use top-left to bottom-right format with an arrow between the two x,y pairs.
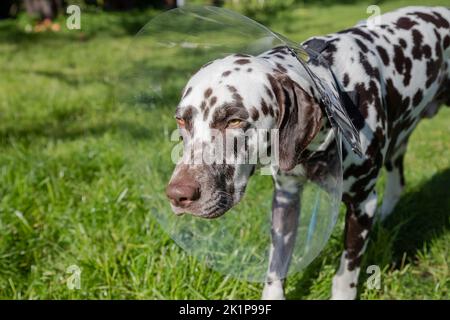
166,180 -> 201,207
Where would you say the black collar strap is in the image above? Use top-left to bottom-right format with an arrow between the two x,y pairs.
298,39 -> 363,157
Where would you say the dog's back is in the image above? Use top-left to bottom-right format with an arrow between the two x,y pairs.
305,6 -> 449,164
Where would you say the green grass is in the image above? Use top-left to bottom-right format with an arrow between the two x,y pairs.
0,0 -> 449,299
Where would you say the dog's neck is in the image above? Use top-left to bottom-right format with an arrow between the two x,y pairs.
257,46 -> 337,160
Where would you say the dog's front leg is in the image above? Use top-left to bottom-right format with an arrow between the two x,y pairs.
262,175 -> 300,300
331,190 -> 377,300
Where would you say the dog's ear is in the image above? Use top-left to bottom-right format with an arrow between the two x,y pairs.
274,75 -> 323,172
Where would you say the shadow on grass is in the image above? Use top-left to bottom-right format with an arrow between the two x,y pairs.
287,254 -> 330,299
374,168 -> 450,263
288,168 -> 450,298
356,168 -> 450,296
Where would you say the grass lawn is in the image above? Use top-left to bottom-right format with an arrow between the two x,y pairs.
0,0 -> 448,299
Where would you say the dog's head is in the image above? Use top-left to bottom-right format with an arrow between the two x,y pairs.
166,50 -> 324,218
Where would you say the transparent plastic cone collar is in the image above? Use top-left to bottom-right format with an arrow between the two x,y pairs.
117,6 -> 362,282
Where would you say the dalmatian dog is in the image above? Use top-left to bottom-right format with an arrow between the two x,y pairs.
166,6 -> 450,299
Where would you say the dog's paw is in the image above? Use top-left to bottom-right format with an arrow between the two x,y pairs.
331,271 -> 357,300
262,281 -> 285,300
330,288 -> 357,300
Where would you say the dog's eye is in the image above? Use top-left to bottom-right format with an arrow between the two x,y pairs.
176,118 -> 185,127
226,119 -> 243,129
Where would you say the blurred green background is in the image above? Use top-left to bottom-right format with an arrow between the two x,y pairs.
0,0 -> 448,299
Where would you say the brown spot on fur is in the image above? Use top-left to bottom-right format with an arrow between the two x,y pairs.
423,45 -> 432,59
266,73 -> 282,108
444,35 -> 450,49
261,98 -> 269,115
409,11 -> 450,28
386,79 -> 409,116
396,17 -> 418,30
412,29 -> 425,60
182,106 -> 195,132
235,59 -> 251,65
359,52 -> 380,80
203,107 -> 209,121
265,85 -> 274,100
393,45 -> 412,86
343,73 -> 350,87
399,38 -> 407,49
413,89 -> 423,106
210,96 -> 217,107
354,80 -> 382,120
222,70 -> 231,77
250,107 -> 259,121
376,46 -> 389,66
268,46 -> 288,55
342,27 -> 373,42
227,85 -> 237,93
269,105 -> 275,117
425,30 -> 444,88
204,88 -> 213,99
233,92 -> 243,103
226,85 -> 244,107
276,63 -> 287,73
355,38 -> 369,54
